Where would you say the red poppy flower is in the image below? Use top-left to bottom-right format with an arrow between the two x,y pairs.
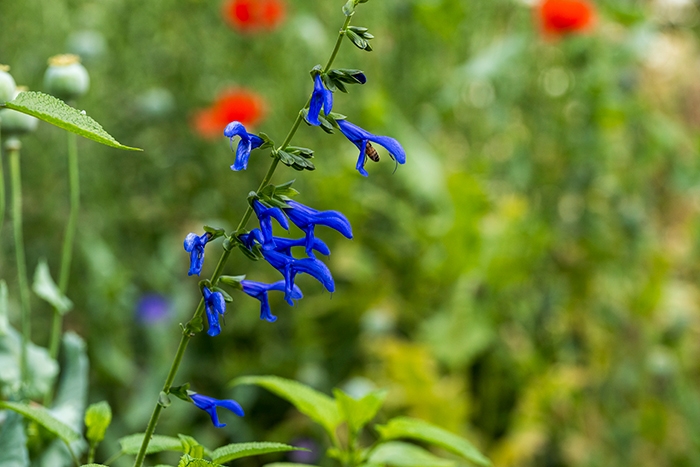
538,0 -> 596,37
193,89 -> 266,139
222,0 -> 286,33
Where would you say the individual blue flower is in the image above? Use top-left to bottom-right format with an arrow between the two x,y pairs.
253,200 -> 289,246
239,228 -> 265,250
307,74 -> 333,126
190,392 -> 244,428
283,200 -> 352,257
224,121 -> 264,171
272,236 -> 330,257
336,119 -> 406,177
203,286 -> 226,337
184,232 -> 209,276
241,280 -> 303,322
262,249 -> 335,304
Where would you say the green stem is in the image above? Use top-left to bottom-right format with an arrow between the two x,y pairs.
45,132 -> 80,406
0,117 -> 4,234
87,443 -> 96,464
8,139 -> 31,394
132,13 -> 353,467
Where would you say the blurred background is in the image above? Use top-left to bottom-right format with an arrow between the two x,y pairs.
2,0 -> 700,465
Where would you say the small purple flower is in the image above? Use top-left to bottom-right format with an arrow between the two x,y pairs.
262,249 -> 335,304
337,119 -> 406,177
203,286 -> 226,337
253,200 -> 289,246
184,232 -> 209,276
190,392 -> 244,428
224,121 -> 264,171
136,294 -> 171,324
307,74 -> 333,126
241,280 -> 303,322
283,200 -> 352,257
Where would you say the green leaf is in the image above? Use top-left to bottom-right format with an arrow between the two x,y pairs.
119,433 -> 183,455
4,91 -> 141,151
0,401 -> 80,444
179,434 -> 210,459
0,325 -> 58,398
232,376 -> 342,437
0,412 -> 29,467
52,332 -> 89,431
375,418 -> 491,467
211,442 -> 306,464
32,259 -> 73,315
367,442 -> 455,467
177,454 -> 223,467
334,388 -> 387,435
81,465 -> 110,466
85,401 -> 112,444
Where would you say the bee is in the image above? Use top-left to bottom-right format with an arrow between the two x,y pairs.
365,141 -> 380,162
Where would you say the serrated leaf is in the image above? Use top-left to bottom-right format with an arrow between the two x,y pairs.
85,401 -> 111,444
178,434 -> 212,459
5,91 -> 141,151
0,411 -> 29,467
375,418 -> 490,467
32,259 -> 73,315
232,376 -> 342,436
119,433 -> 183,455
334,388 -> 386,435
367,442 -> 455,467
212,442 -> 306,464
178,455 -> 223,467
0,401 -> 80,444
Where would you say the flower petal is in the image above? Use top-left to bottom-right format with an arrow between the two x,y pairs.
370,134 -> 407,165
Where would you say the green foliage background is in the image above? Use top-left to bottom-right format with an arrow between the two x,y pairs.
3,0 -> 700,465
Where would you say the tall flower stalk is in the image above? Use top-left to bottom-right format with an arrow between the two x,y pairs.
132,12 -> 357,467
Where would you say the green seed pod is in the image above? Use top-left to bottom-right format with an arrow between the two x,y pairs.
0,65 -> 16,105
43,54 -> 90,102
0,88 -> 39,136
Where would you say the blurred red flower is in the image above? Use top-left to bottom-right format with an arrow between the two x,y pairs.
538,0 -> 596,36
193,89 -> 266,139
222,0 -> 286,33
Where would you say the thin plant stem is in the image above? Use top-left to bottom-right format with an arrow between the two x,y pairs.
132,13 -> 354,467
45,132 -> 80,406
8,138 -> 31,393
0,117 -> 4,234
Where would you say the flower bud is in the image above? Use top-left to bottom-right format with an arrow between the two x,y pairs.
43,54 -> 90,102
0,65 -> 16,105
0,88 -> 39,136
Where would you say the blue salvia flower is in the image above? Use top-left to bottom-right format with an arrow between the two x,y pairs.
253,200 -> 289,246
283,200 -> 352,257
307,74 -> 333,126
189,392 -> 244,428
271,236 -> 331,257
184,232 -> 209,276
224,121 -> 264,171
202,286 -> 226,337
262,249 -> 335,304
240,229 -> 330,257
336,119 -> 406,177
241,280 -> 303,322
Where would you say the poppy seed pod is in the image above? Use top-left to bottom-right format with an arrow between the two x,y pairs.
43,54 -> 90,102
0,65 -> 16,105
0,88 -> 39,136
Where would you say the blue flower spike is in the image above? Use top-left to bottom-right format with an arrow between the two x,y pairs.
262,249 -> 335,304
202,286 -> 226,337
184,232 -> 210,276
253,200 -> 289,246
224,121 -> 265,171
336,119 -> 406,177
283,200 -> 352,257
307,74 -> 334,126
189,392 -> 244,428
241,280 -> 303,322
